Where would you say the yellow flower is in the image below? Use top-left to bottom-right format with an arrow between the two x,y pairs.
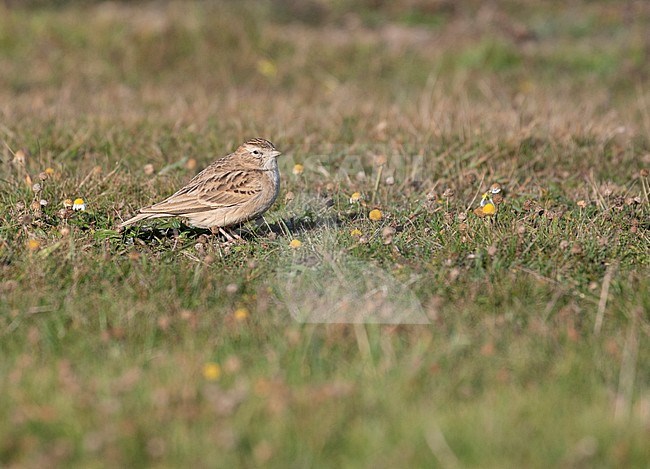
234,307 -> 249,321
202,362 -> 221,381
481,202 -> 496,215
63,199 -> 73,209
257,59 -> 277,78
349,192 -> 362,203
350,228 -> 362,237
72,198 -> 85,211
292,164 -> 304,175
369,209 -> 383,221
26,239 -> 40,251
474,192 -> 497,217
45,167 -> 55,175
289,239 -> 302,249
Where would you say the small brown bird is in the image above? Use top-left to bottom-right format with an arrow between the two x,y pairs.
120,138 -> 281,237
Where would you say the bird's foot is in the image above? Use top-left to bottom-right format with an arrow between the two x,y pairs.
211,226 -> 244,244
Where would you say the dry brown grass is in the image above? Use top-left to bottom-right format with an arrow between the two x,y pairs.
1,1 -> 649,467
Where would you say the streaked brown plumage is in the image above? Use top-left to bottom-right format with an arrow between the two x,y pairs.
120,138 -> 281,230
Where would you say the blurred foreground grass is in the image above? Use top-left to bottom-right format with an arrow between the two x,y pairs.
1,1 -> 649,467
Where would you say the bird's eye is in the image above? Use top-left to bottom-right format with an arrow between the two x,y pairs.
252,150 -> 260,155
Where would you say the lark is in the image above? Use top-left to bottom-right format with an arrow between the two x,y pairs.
120,138 -> 281,238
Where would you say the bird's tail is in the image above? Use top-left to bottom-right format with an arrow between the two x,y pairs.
119,212 -> 155,229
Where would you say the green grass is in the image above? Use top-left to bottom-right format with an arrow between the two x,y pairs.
1,1 -> 649,467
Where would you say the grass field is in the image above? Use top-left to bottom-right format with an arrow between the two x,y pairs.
1,1 -> 649,467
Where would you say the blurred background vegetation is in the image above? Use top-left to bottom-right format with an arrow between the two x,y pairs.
1,1 -> 649,467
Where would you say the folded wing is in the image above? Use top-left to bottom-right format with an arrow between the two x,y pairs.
140,170 -> 262,215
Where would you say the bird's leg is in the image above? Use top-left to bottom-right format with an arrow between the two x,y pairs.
223,227 -> 243,242
211,226 -> 242,243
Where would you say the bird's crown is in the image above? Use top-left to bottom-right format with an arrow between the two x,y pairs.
244,138 -> 276,150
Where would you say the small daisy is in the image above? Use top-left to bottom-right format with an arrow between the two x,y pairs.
474,192 -> 496,217
72,198 -> 86,211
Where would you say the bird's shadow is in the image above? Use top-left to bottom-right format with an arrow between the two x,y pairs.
121,212 -> 364,244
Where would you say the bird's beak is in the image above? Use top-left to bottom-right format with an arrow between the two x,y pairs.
271,150 -> 282,158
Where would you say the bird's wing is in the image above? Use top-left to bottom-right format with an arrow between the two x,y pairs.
140,169 -> 264,215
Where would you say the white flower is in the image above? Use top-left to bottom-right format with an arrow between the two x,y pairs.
72,198 -> 86,211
